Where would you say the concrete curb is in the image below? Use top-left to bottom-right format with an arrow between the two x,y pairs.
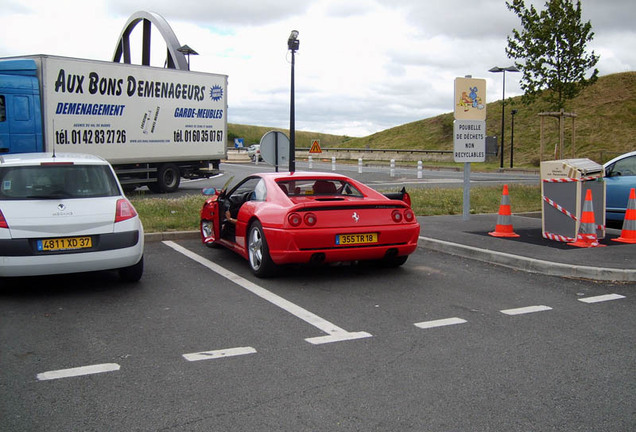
144,231 -> 200,243
418,236 -> 636,282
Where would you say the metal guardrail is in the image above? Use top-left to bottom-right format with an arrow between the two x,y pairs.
228,147 -> 455,163
229,147 -> 452,155
296,147 -> 453,155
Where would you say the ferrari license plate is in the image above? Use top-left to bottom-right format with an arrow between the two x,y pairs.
336,233 -> 378,245
37,237 -> 92,252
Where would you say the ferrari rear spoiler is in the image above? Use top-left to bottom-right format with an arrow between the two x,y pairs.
383,187 -> 412,207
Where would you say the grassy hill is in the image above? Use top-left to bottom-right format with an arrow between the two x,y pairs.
229,72 -> 635,166
227,124 -> 350,149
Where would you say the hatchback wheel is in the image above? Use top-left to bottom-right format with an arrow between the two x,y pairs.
119,256 -> 144,282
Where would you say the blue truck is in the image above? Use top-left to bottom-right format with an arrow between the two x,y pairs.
0,55 -> 227,192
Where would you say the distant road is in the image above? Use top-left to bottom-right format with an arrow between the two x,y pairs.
133,160 -> 540,199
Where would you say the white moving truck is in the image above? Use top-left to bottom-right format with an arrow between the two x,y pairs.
0,54 -> 227,192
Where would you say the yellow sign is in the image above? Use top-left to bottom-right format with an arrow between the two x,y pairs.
454,77 -> 487,121
309,140 -> 322,153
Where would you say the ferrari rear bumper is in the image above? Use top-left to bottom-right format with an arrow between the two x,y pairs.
264,224 -> 420,265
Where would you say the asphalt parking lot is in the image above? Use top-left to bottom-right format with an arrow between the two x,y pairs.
1,233 -> 633,431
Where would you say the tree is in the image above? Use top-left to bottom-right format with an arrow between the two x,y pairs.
505,0 -> 599,111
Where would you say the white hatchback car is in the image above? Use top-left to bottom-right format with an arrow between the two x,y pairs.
0,153 -> 144,281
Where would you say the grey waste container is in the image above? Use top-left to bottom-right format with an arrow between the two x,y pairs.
540,158 -> 605,242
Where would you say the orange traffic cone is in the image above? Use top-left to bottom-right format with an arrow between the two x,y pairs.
612,188 -> 636,244
567,189 -> 606,248
489,184 -> 520,238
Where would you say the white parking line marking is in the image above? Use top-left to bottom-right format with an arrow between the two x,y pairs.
183,347 -> 257,362
164,241 -> 372,345
37,363 -> 120,381
414,317 -> 467,329
500,305 -> 552,315
579,294 -> 626,304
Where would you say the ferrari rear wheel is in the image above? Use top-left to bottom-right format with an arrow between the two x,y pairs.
248,221 -> 276,277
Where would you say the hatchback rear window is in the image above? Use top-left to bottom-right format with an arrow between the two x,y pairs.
0,164 -> 120,200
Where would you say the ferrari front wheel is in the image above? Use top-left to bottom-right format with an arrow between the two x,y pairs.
248,221 -> 276,277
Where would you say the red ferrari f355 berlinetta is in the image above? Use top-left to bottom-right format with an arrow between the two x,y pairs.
200,171 -> 420,277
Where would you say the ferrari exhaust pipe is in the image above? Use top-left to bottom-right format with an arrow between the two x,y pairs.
309,253 -> 326,265
384,248 -> 398,259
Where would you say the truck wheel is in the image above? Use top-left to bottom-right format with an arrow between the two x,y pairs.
153,163 -> 181,193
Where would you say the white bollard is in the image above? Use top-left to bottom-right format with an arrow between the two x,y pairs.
308,155 -> 313,169
332,156 -> 336,171
358,158 -> 363,174
417,160 -> 423,179
390,159 -> 395,177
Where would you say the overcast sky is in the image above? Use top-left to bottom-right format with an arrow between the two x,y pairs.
1,0 -> 633,136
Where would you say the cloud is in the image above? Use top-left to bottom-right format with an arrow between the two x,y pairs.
106,0 -> 313,26
0,0 -> 633,137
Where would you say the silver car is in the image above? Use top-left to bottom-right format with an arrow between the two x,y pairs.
0,153 -> 144,281
247,144 -> 262,162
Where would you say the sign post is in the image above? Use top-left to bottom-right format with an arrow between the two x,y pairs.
454,77 -> 486,220
260,131 -> 290,172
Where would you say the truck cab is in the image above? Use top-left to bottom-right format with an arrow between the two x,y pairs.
0,59 -> 42,154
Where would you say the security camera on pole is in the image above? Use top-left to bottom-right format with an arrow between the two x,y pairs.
454,76 -> 487,220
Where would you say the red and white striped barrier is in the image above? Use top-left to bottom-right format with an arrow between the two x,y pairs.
542,176 -> 598,183
542,231 -> 576,242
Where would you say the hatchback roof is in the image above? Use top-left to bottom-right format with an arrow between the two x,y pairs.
0,152 -> 108,166
604,150 -> 636,168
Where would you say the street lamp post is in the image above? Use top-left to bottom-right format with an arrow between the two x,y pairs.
510,109 -> 518,168
489,65 -> 519,168
177,45 -> 198,71
287,30 -> 299,173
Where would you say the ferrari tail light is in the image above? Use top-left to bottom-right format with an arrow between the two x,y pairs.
0,209 -> 8,229
404,209 -> 415,222
391,209 -> 403,223
115,199 -> 138,223
288,212 -> 302,227
304,213 -> 317,226
288,212 -> 317,227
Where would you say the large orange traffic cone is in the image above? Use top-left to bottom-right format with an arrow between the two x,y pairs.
567,189 -> 605,248
612,188 -> 636,244
489,184 -> 519,238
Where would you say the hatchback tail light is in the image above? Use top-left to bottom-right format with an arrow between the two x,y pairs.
0,209 -> 8,229
115,199 -> 138,223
